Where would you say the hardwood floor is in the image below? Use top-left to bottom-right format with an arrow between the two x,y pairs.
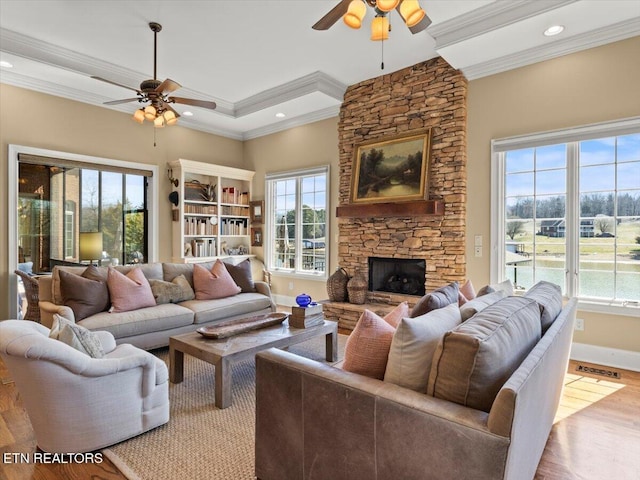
1,356 -> 638,479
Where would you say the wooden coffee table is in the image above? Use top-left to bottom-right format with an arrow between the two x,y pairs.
169,319 -> 338,409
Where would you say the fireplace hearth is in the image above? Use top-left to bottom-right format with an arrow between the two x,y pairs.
368,257 -> 426,296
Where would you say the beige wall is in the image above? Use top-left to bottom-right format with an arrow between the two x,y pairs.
0,84 -> 244,320
243,117 -> 339,303
467,36 -> 640,352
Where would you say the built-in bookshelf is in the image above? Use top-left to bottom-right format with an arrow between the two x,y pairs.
168,159 -> 255,263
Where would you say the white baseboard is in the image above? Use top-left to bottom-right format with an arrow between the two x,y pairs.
570,342 -> 640,372
273,294 -> 297,307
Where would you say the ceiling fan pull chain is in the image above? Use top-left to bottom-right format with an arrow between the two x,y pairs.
381,38 -> 385,70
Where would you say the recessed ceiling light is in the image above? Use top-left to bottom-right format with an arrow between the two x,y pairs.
182,111 -> 193,116
0,60 -> 14,68
275,112 -> 286,118
544,25 -> 564,37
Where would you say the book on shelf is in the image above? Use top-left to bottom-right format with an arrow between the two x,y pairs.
288,313 -> 324,329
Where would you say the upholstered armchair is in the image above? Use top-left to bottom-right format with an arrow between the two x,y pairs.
0,320 -> 169,453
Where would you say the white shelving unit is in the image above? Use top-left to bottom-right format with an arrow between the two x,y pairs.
168,159 -> 254,263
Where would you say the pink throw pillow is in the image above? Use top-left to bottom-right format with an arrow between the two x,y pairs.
342,309 -> 396,380
193,261 -> 241,300
458,279 -> 477,306
383,301 -> 409,328
107,267 -> 156,313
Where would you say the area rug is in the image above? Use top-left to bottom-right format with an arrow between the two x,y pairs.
103,334 -> 347,480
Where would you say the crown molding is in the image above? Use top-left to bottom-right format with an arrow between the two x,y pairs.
462,17 -> 640,80
235,71 -> 346,118
242,106 -> 340,140
428,0 -> 578,49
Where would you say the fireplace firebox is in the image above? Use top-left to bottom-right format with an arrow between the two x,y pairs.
368,257 -> 426,296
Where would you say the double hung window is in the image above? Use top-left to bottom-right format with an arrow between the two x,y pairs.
265,166 -> 328,277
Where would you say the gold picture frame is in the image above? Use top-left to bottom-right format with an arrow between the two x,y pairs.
350,129 -> 431,204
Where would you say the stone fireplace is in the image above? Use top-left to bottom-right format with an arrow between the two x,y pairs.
323,56 -> 468,330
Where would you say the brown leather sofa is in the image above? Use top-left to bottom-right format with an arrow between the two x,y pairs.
255,297 -> 577,480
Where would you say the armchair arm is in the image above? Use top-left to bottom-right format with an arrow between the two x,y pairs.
38,301 -> 75,328
254,281 -> 276,311
93,330 -> 117,354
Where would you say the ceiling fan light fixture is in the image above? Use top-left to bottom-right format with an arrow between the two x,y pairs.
343,0 -> 367,29
163,110 -> 178,126
376,0 -> 399,12
154,115 -> 165,128
399,0 -> 425,27
132,109 -> 145,124
370,15 -> 389,41
144,105 -> 157,121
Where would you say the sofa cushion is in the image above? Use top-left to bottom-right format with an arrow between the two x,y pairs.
223,259 -> 256,293
459,290 -> 507,322
49,314 -> 104,358
193,261 -> 241,300
149,275 -> 195,304
342,309 -> 397,380
52,266 -> 91,305
78,303 -> 194,338
384,303 -> 461,392
179,292 -> 273,324
114,262 -> 163,281
427,296 -> 542,413
107,267 -> 157,313
59,265 -> 110,320
411,282 -> 459,318
524,281 -> 563,333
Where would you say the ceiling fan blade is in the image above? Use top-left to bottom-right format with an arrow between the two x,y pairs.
156,78 -> 181,95
312,0 -> 352,30
170,97 -> 217,110
91,76 -> 141,93
103,97 -> 141,106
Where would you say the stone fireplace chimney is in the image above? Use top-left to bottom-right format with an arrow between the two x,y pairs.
324,57 -> 468,330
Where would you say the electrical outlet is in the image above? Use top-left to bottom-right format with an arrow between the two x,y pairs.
575,318 -> 584,331
474,246 -> 482,257
288,282 -> 294,291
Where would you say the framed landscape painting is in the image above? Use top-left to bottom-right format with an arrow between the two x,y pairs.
350,129 -> 431,204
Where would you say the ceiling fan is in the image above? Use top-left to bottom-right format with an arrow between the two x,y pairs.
92,22 -> 216,128
313,0 -> 431,40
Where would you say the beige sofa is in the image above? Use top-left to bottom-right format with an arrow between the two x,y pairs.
39,260 -> 276,350
255,291 -> 577,480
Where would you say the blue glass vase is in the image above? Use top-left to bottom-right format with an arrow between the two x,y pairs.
295,293 -> 312,307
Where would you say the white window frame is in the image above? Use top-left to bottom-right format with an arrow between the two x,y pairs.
491,117 -> 640,317
265,165 -> 329,280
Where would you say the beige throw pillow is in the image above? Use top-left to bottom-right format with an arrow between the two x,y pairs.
149,274 -> 195,304
384,303 -> 462,392
49,314 -> 104,358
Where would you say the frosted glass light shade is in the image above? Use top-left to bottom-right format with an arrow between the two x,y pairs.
376,0 -> 399,12
399,0 -> 425,27
370,15 -> 389,41
132,109 -> 145,124
144,105 -> 157,120
163,110 -> 177,126
343,0 -> 366,29
154,115 -> 165,128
